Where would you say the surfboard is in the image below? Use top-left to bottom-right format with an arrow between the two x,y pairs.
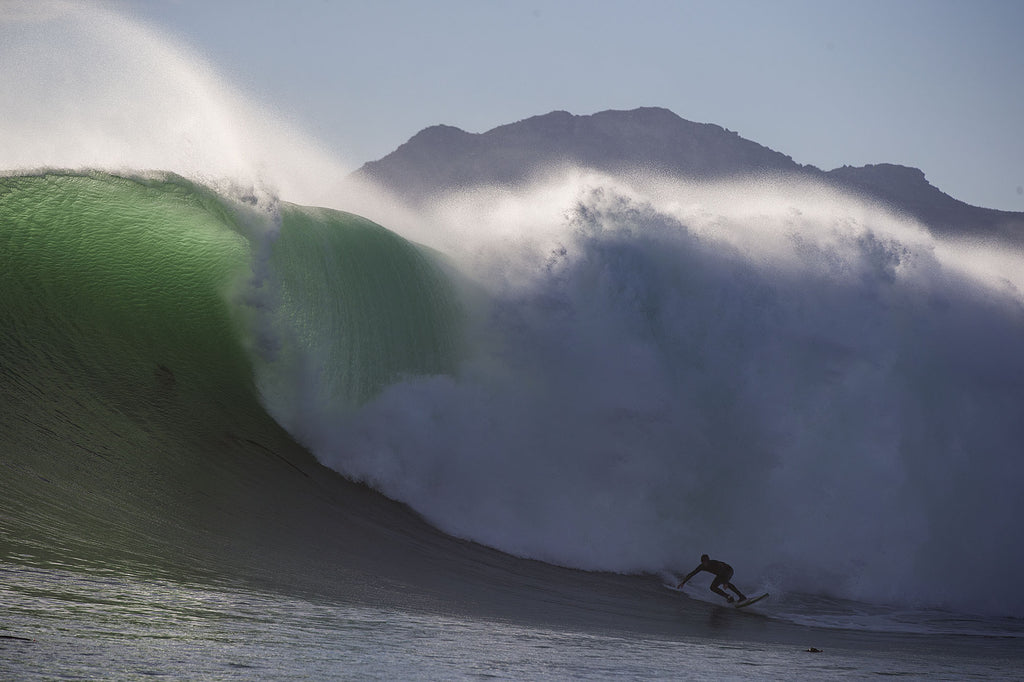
733,593 -> 768,609
663,584 -> 767,609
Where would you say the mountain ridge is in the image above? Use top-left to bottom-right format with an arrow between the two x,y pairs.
352,107 -> 1024,244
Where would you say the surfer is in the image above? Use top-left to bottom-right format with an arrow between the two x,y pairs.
677,554 -> 747,603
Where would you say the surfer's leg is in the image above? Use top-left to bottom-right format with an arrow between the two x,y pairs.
710,577 -> 733,602
726,582 -> 746,600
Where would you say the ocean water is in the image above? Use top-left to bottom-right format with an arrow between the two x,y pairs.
2,170 -> 1023,679
2,563 -> 1020,681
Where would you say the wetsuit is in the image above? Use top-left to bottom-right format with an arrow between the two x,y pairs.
680,558 -> 747,602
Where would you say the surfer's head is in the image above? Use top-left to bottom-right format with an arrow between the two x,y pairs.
700,554 -> 709,563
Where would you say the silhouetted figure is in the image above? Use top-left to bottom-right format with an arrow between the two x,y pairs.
677,554 -> 747,603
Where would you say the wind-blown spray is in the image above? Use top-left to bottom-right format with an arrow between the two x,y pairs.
0,0 -> 346,205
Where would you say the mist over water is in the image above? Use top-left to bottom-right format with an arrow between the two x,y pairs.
292,173 -> 1024,617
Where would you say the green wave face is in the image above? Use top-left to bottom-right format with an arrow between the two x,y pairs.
260,204 -> 462,416
1,172 -> 254,399
1,172 -> 264,574
0,171 -> 462,577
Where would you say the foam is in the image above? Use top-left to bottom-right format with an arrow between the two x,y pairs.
303,172 -> 1024,617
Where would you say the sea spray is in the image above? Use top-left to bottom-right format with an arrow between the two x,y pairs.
291,172 -> 1024,617
0,1 -> 347,206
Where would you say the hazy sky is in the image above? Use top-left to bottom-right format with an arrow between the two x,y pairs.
14,0 -> 1024,211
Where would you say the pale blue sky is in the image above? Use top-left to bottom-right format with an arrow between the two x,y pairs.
58,1 -> 1024,210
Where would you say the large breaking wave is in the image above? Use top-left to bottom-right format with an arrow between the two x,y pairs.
4,1 -> 1023,623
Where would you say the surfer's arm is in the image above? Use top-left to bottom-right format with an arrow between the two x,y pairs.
677,565 -> 701,587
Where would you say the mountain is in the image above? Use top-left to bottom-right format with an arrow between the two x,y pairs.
354,107 -> 805,201
825,163 -> 1024,242
352,107 -> 1024,244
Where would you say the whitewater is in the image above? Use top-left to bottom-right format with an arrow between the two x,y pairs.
3,2 -> 1024,679
270,170 -> 1024,617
